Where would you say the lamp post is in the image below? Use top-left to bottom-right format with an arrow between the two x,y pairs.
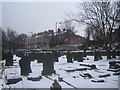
55,22 -> 61,32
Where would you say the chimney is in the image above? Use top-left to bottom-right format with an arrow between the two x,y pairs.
48,30 -> 54,34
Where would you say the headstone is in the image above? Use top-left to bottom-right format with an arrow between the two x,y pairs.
94,50 -> 99,61
52,51 -> 59,62
19,53 -> 32,76
83,49 -> 86,57
29,52 -> 36,61
72,52 -> 77,61
4,50 -> 13,66
77,52 -> 83,62
97,50 -> 102,60
107,49 -> 111,59
41,52 -> 56,75
112,49 -> 116,58
37,53 -> 43,63
66,51 -> 73,63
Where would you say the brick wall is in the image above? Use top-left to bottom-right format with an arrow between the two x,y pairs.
25,30 -> 86,49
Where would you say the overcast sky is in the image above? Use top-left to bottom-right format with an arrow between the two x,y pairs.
0,2 -> 2,26
2,2 -> 85,36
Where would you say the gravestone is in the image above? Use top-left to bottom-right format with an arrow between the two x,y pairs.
107,49 -> 111,59
4,50 -> 13,66
71,52 -> 77,61
77,52 -> 83,62
94,50 -> 99,61
83,49 -> 86,57
112,49 -> 116,58
52,51 -> 59,62
74,52 -> 78,61
41,52 -> 56,75
66,51 -> 73,63
29,52 -> 36,61
71,52 -> 74,61
37,53 -> 43,63
97,50 -> 102,60
19,53 -> 32,76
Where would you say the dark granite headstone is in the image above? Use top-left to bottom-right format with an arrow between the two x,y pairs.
28,52 -> 36,61
66,51 -> 73,63
41,52 -> 56,75
5,51 -> 13,66
52,51 -> 59,62
36,53 -> 43,63
19,53 -> 32,76
71,52 -> 77,61
83,49 -> 86,57
94,50 -> 99,61
77,52 -> 83,62
97,50 -> 102,60
74,52 -> 78,61
107,49 -> 111,59
112,49 -> 116,58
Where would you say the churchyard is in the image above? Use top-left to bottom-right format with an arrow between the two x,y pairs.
0,50 -> 120,89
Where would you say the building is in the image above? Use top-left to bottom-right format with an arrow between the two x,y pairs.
25,29 -> 86,49
25,30 -> 53,49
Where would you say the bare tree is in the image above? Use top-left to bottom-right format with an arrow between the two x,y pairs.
60,19 -> 77,33
84,25 -> 94,41
16,34 -> 28,49
2,28 -> 28,52
6,28 -> 18,52
69,2 -> 119,50
60,19 -> 78,44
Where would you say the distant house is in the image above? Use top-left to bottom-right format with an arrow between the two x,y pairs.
54,29 -> 86,45
25,30 -> 54,49
25,29 -> 86,49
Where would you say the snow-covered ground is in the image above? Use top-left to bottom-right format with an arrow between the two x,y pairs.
0,55 -> 119,89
